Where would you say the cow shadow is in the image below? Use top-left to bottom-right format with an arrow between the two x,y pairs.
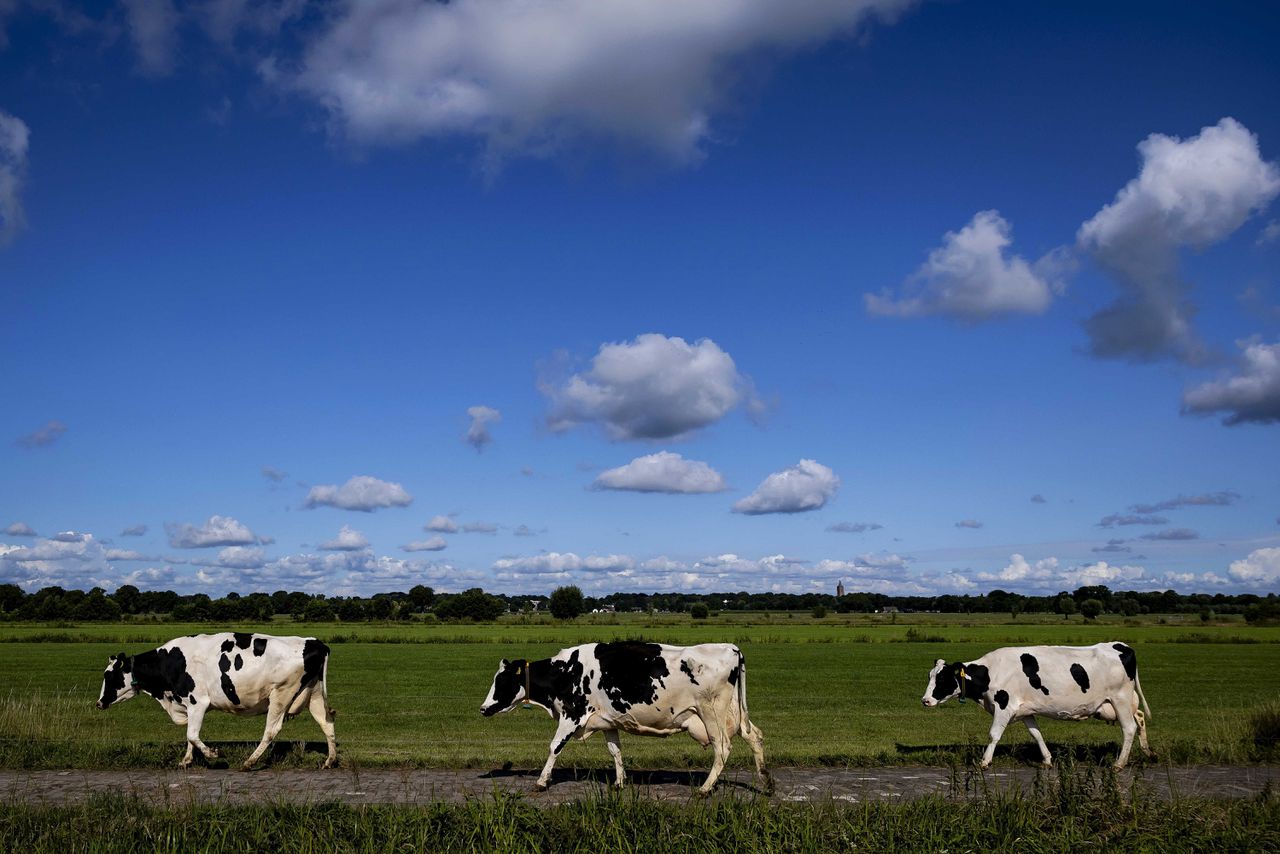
187,740 -> 333,769
479,765 -> 764,794
894,742 -> 1124,766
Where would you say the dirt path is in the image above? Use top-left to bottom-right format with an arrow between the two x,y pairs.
1,765 -> 1274,807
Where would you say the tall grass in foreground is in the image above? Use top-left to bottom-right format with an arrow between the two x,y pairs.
1,777 -> 1277,854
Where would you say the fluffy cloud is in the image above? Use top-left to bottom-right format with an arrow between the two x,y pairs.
492,552 -> 636,579
191,546 -> 268,570
1092,539 -> 1132,554
1228,547 -> 1280,585
954,519 -> 983,529
1078,118 -> 1280,362
1182,340 -> 1280,425
304,475 -> 413,512
425,515 -> 458,533
1030,494 -> 1047,504
732,459 -> 839,515
4,522 -> 35,537
0,109 -> 28,246
865,211 -> 1062,321
592,451 -> 727,494
166,515 -> 268,548
826,522 -> 883,533
122,0 -> 180,75
1129,490 -> 1240,513
319,525 -> 370,551
977,553 -> 1149,592
121,524 -> 148,537
465,405 -> 501,451
261,466 -> 288,483
401,537 -> 447,552
543,334 -> 757,441
282,0 -> 917,166
462,521 -> 498,534
1098,513 -> 1168,528
16,420 -> 66,448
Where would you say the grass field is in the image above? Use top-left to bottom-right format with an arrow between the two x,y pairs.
1,612 -> 1278,771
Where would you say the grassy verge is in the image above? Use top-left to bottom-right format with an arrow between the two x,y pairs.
1,776 -> 1277,854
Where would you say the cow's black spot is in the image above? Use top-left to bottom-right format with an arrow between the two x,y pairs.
552,650 -> 589,722
1070,663 -> 1090,693
131,647 -> 197,704
301,639 -> 329,689
234,654 -> 243,671
188,696 -> 196,705
994,690 -> 1009,710
220,639 -> 235,653
1020,653 -> 1050,695
595,641 -> 669,714
253,638 -> 268,657
963,664 -> 991,700
217,652 -> 241,704
233,632 -> 253,650
1113,643 -> 1137,681
681,659 -> 700,685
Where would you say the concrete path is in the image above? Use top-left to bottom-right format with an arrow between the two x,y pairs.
1,765 -> 1275,807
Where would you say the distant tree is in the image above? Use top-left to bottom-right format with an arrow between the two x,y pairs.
811,605 -> 827,619
75,590 -> 122,622
690,602 -> 710,620
303,598 -> 336,622
337,599 -> 367,622
435,588 -> 505,622
549,586 -> 585,620
111,584 -> 141,614
0,584 -> 25,613
1120,598 -> 1141,617
368,596 -> 394,621
1056,595 -> 1077,620
1008,595 -> 1025,621
408,585 -> 436,611
1080,599 -> 1104,621
1199,607 -> 1214,623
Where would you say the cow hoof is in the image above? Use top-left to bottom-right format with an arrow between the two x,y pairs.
323,760 -> 338,770
178,761 -> 192,770
239,764 -> 256,772
533,783 -> 548,793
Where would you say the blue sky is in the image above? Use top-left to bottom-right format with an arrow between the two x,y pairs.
2,1 -> 1278,597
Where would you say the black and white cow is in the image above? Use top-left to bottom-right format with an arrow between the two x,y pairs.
921,642 -> 1153,769
97,632 -> 337,770
481,641 -> 770,794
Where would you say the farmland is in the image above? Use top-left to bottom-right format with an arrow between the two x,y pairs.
1,611 -> 1277,771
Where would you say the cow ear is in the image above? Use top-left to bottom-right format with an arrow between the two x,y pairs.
501,658 -> 509,666
935,658 -> 945,667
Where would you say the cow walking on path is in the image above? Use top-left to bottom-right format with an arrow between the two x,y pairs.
481,641 -> 770,794
921,641 -> 1154,769
96,632 -> 337,770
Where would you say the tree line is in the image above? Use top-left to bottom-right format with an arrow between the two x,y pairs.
0,582 -> 1276,623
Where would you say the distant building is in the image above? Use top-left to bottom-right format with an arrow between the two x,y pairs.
836,580 -> 845,598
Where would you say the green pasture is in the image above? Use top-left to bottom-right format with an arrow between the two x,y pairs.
0,613 -> 1277,771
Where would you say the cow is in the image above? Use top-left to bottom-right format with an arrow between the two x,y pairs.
96,632 -> 337,770
921,642 -> 1154,769
481,641 -> 770,794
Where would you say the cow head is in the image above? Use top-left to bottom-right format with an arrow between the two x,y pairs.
97,653 -> 137,709
480,658 -> 529,716
922,658 -> 963,707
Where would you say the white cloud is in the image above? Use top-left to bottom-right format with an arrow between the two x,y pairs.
732,459 -> 839,515
401,537 -> 447,552
0,109 -> 28,246
1078,118 -> 1280,362
425,515 -> 458,533
492,552 -> 636,578
865,211 -> 1061,321
1182,339 -> 1280,425
976,553 -> 1149,592
304,475 -> 413,512
191,546 -> 268,570
954,519 -> 984,529
462,521 -> 498,534
1098,513 -> 1168,528
4,522 -> 36,537
1228,547 -> 1280,585
1258,220 -> 1280,246
592,451 -> 726,494
320,525 -> 370,551
543,334 -> 757,440
1139,528 -> 1199,541
281,0 -> 917,167
826,521 -> 883,533
262,466 -> 288,483
166,515 -> 267,548
465,405 -> 501,451
1129,490 -> 1240,513
121,524 -> 148,537
121,0 -> 180,75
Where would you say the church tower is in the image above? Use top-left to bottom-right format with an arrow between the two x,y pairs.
836,579 -> 845,597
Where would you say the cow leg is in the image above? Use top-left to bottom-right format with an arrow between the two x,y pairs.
309,690 -> 338,769
180,701 -> 219,767
535,720 -> 581,791
1135,709 -> 1155,759
179,741 -> 195,769
697,716 -> 732,795
241,691 -> 290,771
603,730 -> 625,788
979,712 -> 1011,769
1023,716 -> 1053,767
1114,706 -> 1138,769
739,721 -> 772,794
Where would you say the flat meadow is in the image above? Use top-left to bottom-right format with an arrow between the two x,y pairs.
1,610 -> 1277,771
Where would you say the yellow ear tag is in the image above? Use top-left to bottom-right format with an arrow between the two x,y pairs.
957,667 -> 968,703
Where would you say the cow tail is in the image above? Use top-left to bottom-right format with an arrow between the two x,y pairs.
736,649 -> 753,737
1135,669 -> 1151,721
